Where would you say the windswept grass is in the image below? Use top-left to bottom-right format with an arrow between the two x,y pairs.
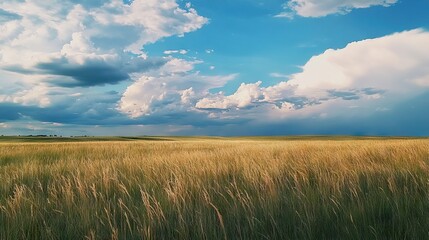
0,138 -> 429,239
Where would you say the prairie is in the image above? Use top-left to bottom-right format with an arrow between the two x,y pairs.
0,137 -> 428,239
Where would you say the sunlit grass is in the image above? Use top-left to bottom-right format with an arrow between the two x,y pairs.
0,138 -> 428,239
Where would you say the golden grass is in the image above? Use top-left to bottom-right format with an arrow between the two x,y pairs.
0,138 -> 428,239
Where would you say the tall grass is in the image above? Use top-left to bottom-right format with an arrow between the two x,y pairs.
0,139 -> 429,239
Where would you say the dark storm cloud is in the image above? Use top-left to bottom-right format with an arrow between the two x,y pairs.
0,103 -> 28,120
36,58 -> 130,87
2,57 -> 167,88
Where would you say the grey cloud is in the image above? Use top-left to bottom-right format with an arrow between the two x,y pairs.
198,92 -> 429,136
3,65 -> 38,75
361,88 -> 385,95
0,8 -> 21,22
279,97 -> 321,109
0,92 -> 246,129
3,56 -> 167,87
123,57 -> 168,73
91,25 -> 141,50
328,90 -> 360,100
2,91 -> 428,136
36,58 -> 130,87
0,103 -> 28,121
328,88 -> 385,101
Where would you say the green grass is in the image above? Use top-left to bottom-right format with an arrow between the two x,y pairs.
0,137 -> 429,239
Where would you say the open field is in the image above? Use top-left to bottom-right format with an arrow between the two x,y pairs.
1,137 -> 429,239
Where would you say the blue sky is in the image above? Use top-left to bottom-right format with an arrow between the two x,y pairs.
0,0 -> 428,136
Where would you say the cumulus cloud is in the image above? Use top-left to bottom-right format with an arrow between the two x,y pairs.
277,0 -> 398,18
0,85 -> 52,107
117,53 -> 237,118
118,71 -> 237,118
0,0 -> 207,108
196,82 -> 263,110
91,0 -> 208,54
1,1 -> 427,136
196,29 -> 429,122
116,29 -> 429,133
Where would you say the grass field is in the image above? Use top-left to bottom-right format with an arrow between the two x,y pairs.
1,137 -> 429,239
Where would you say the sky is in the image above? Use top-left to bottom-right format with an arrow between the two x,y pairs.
0,0 -> 428,136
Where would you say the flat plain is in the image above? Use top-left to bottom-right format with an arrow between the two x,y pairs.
1,136 -> 428,239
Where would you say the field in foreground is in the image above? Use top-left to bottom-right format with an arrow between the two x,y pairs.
1,137 -> 429,239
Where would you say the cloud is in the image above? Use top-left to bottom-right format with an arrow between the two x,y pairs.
164,49 -> 188,55
0,8 -> 21,22
35,59 -> 129,87
196,82 -> 263,110
270,72 -> 289,78
195,29 -> 429,122
0,0 -> 208,117
0,0 -> 207,90
283,29 -> 429,98
0,85 -> 52,107
118,71 -> 237,118
277,0 -> 398,18
115,29 -> 429,135
91,0 -> 208,54
0,1 -> 427,136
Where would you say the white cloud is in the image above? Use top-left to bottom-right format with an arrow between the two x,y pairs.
118,64 -> 237,118
195,29 -> 429,121
181,88 -> 195,104
91,0 -> 208,54
277,0 -> 398,18
158,58 -> 202,75
285,29 -> 429,97
164,49 -> 188,55
0,84 -> 52,107
119,29 -> 429,123
0,0 -> 207,107
60,32 -> 117,64
196,82 -> 263,109
117,76 -> 168,118
270,72 -> 289,78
